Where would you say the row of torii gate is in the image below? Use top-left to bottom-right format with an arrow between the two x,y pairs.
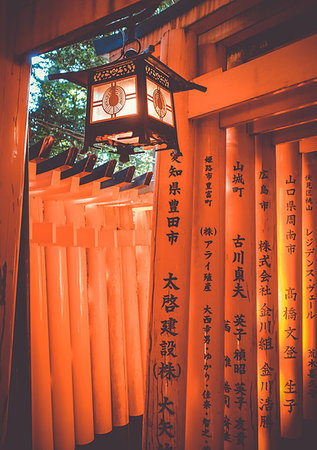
27,29 -> 317,450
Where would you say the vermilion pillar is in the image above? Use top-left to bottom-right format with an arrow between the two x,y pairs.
224,126 -> 257,449
65,203 -> 94,445
255,135 -> 279,450
185,115 -> 225,449
134,208 -> 152,379
0,26 -> 30,444
143,28 -> 196,449
104,206 -> 129,427
301,151 -> 317,420
29,196 -> 53,450
119,206 -> 144,416
85,205 -> 112,434
44,200 -> 75,449
276,142 -> 302,438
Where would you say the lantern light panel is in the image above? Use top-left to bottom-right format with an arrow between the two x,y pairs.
48,50 -> 206,154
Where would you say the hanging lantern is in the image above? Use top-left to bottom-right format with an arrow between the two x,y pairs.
49,46 -> 206,162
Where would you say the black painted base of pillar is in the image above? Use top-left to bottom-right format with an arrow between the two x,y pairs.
76,416 -> 142,450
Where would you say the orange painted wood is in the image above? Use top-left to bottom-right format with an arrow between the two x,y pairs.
276,142 -> 303,438
143,28 -> 196,450
76,227 -> 98,247
301,152 -> 317,420
134,208 -> 152,381
185,115 -> 225,449
300,136 -> 317,153
220,82 -> 317,129
31,222 -> 56,244
44,200 -> 75,449
255,135 -> 279,450
188,34 -> 317,119
224,126 -> 257,449
0,14 -> 30,441
104,206 -> 129,426
119,206 -> 144,416
56,225 -> 76,247
65,203 -> 94,445
15,0 -> 147,56
29,197 -> 53,450
85,205 -> 112,434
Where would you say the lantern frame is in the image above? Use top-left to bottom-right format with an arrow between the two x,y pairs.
49,48 -> 206,158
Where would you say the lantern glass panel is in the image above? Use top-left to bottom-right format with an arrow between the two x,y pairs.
90,75 -> 137,123
146,78 -> 174,126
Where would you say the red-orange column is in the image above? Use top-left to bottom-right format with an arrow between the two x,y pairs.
65,203 -> 94,445
104,206 -> 129,427
119,206 -> 144,417
0,41 -> 30,443
134,208 -> 152,380
185,115 -> 225,449
29,196 -> 54,450
276,142 -> 302,438
143,28 -> 196,450
255,136 -> 279,450
224,126 -> 257,449
44,200 -> 75,450
85,205 -> 112,434
301,152 -> 317,419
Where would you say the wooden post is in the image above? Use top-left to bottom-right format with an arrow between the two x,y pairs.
44,200 -> 75,450
119,206 -> 144,417
85,204 -> 112,434
301,152 -> 317,420
185,115 -> 226,449
255,135 -> 279,450
276,142 -> 303,438
143,28 -> 197,450
29,197 -> 53,450
64,202 -> 94,445
134,208 -> 152,380
104,206 -> 129,427
0,6 -> 30,441
224,126 -> 257,449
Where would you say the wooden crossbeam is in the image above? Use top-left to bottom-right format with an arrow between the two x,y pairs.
189,0 -> 263,37
188,34 -> 317,120
248,104 -> 317,134
100,166 -> 135,189
119,172 -> 153,192
220,82 -> 317,128
60,154 -> 97,179
201,0 -> 317,48
36,147 -> 78,174
271,121 -> 317,145
79,160 -> 116,185
299,136 -> 317,153
29,136 -> 54,161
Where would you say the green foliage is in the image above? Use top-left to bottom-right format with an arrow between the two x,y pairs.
29,40 -> 103,154
29,0 -> 178,174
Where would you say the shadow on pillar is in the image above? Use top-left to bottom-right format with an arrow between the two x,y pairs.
76,416 -> 142,450
4,153 -> 32,449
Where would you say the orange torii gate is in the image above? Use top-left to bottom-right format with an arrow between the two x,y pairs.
28,140 -> 153,449
2,1 -> 317,449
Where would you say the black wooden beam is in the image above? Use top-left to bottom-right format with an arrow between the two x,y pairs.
93,0 -> 206,56
100,166 -> 136,189
60,154 -> 97,180
36,147 -> 78,175
120,171 -> 153,191
79,159 -> 117,185
29,136 -> 54,161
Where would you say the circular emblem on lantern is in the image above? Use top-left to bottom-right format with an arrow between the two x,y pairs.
153,88 -> 167,119
102,85 -> 126,115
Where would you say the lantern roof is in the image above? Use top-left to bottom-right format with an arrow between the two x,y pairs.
48,49 -> 206,93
